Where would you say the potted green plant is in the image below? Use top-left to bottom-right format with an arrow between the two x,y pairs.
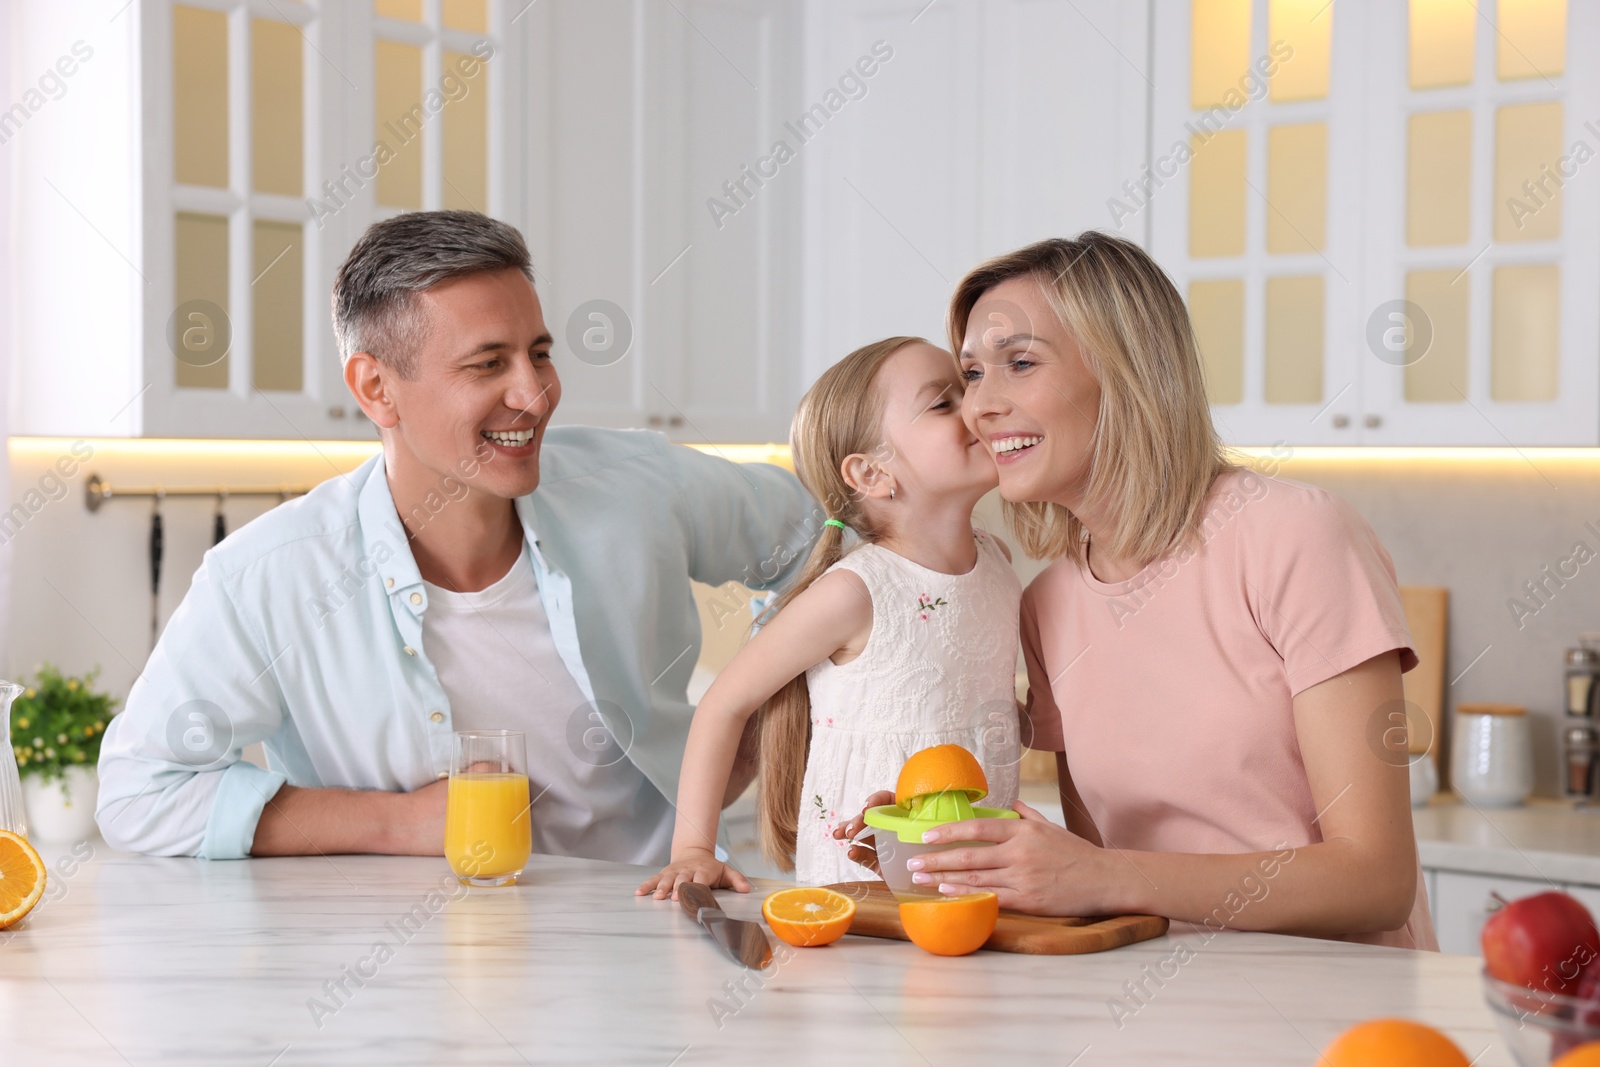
11,665 -> 116,842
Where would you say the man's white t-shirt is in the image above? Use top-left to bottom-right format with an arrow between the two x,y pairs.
422,546 -> 674,865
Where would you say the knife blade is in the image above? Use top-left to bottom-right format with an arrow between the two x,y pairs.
678,882 -> 773,969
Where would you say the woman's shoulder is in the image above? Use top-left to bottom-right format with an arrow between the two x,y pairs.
1020,556 -> 1077,613
1205,469 -> 1394,587
1204,468 -> 1365,541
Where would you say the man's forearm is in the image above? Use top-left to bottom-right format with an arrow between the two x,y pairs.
250,782 -> 442,857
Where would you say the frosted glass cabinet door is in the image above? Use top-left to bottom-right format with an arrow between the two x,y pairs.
1358,0 -> 1600,445
1156,0 -> 1600,445
1149,0 -> 1367,446
148,2 -> 339,438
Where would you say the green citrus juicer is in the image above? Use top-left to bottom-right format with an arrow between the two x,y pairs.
863,787 -> 1018,899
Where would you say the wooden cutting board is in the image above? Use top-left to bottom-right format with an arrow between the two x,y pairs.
1399,586 -> 1449,781
824,881 -> 1169,955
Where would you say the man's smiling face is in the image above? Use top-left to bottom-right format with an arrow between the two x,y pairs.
382,267 -> 560,501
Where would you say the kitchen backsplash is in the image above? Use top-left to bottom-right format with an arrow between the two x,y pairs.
8,438 -> 1598,797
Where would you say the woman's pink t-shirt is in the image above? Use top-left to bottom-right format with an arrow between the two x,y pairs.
1020,469 -> 1438,950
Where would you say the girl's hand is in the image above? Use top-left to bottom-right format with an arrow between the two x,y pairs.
832,790 -> 895,873
906,800 -> 1118,915
636,848 -> 751,900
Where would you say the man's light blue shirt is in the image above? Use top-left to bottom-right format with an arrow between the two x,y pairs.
96,427 -> 817,859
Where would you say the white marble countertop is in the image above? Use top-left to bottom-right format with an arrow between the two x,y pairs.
1412,796 -> 1600,885
0,838 -> 1518,1066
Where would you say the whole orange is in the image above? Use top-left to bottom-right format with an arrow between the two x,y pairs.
762,887 -> 856,947
1319,1019 -> 1469,1066
1553,1044 -> 1600,1067
898,892 -> 999,956
895,744 -> 988,806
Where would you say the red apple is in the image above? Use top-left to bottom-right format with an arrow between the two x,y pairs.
1482,891 -> 1600,996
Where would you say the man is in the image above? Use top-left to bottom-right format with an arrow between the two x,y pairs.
97,211 -> 816,861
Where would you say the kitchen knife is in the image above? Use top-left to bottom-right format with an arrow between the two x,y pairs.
678,882 -> 773,969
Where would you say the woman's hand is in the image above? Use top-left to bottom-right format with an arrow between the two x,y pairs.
831,790 -> 895,873
907,800 -> 1119,915
636,847 -> 751,900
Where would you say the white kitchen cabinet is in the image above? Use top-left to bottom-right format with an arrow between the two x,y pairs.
523,0 -> 807,444
1432,869 -> 1553,956
11,0 -> 525,440
533,0 -> 1149,444
799,0 -> 1150,388
1150,0 -> 1600,446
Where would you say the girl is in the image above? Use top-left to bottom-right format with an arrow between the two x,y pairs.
839,233 -> 1437,949
637,336 -> 1023,898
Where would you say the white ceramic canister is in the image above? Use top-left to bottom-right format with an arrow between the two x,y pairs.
1451,703 -> 1533,808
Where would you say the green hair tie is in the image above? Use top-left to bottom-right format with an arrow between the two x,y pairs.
823,518 -> 847,531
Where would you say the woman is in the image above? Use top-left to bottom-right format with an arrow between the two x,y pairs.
841,232 -> 1435,948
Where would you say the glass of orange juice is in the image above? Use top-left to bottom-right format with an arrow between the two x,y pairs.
445,730 -> 533,887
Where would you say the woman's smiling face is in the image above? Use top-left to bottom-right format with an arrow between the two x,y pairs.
958,275 -> 1101,509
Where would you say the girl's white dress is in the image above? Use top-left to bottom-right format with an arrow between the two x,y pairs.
794,528 -> 1024,886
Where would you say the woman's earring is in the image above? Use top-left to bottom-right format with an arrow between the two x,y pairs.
890,487 -> 896,501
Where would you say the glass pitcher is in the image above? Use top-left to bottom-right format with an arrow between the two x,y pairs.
0,681 -> 27,837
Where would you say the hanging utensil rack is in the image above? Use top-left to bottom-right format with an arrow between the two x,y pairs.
83,474 -> 311,512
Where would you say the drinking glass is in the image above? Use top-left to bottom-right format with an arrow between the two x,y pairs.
0,681 -> 27,837
444,730 -> 532,887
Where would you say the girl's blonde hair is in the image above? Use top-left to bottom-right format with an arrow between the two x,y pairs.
756,335 -> 925,869
946,232 -> 1231,566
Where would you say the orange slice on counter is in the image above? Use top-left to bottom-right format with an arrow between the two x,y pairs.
761,887 -> 857,947
898,891 -> 999,956
1319,1019 -> 1470,1067
0,830 -> 47,930
895,744 -> 988,807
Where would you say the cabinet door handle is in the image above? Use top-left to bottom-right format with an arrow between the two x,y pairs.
327,405 -> 347,419
1364,414 -> 1382,429
1332,414 -> 1351,429
669,415 -> 684,428
647,415 -> 664,427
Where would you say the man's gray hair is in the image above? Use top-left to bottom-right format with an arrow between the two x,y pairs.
332,210 -> 535,377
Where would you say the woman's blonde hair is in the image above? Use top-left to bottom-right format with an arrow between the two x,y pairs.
756,335 -> 924,870
947,232 -> 1231,566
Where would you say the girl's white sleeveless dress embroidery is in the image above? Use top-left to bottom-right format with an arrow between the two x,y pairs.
794,529 -> 1024,886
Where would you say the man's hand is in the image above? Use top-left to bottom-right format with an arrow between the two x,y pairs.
636,847 -> 750,900
394,777 -> 449,855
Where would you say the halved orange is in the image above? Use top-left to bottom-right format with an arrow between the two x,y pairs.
895,744 -> 987,807
0,830 -> 47,930
761,887 -> 856,947
898,891 -> 999,956
1319,1019 -> 1470,1067
1553,1046 -> 1600,1067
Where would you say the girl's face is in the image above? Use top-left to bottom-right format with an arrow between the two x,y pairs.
958,276 -> 1101,508
872,342 -> 996,508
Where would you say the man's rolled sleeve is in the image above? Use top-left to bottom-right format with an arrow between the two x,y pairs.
201,760 -> 290,859
96,553 -> 289,858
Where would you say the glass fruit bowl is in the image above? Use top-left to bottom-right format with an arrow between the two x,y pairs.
1483,971 -> 1600,1066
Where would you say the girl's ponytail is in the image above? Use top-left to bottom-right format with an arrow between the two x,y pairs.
755,521 -> 847,869
754,335 -> 924,870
